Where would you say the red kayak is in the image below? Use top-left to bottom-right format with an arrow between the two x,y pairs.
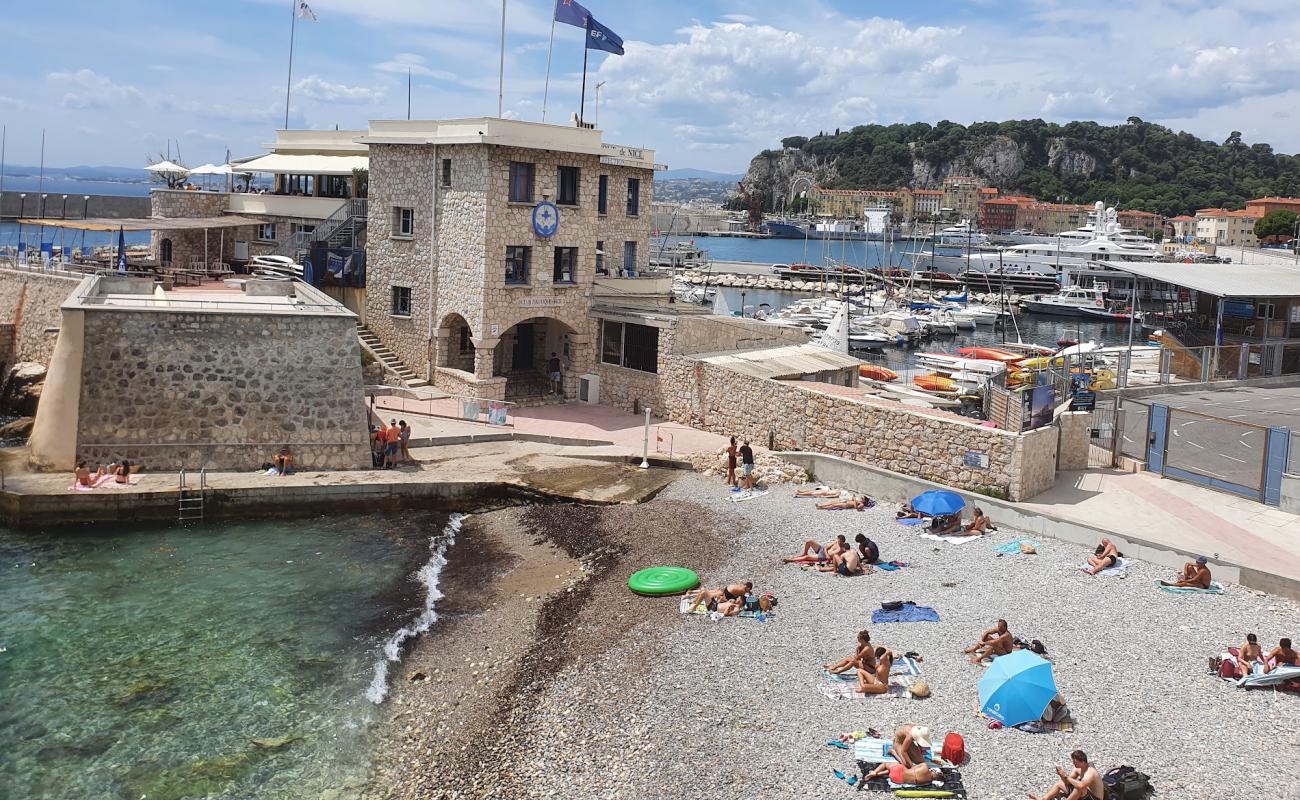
956,346 -> 1021,363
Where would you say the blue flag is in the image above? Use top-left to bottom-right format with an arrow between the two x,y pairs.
554,0 -> 590,27
585,15 -> 623,55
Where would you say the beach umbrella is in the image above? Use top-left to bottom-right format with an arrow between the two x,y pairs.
978,650 -> 1058,727
910,489 -> 964,516
115,225 -> 127,275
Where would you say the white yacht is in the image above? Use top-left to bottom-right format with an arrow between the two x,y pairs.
933,220 -> 991,249
1021,285 -> 1109,317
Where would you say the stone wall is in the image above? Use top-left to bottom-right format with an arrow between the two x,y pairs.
0,192 -> 149,220
1014,425 -> 1061,498
1055,411 -> 1091,471
72,309 -> 370,471
149,190 -> 255,268
0,268 -> 81,364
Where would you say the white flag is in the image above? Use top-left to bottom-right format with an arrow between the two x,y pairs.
297,0 -> 317,21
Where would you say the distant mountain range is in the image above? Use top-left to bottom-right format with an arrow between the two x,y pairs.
2,164 -> 150,183
661,168 -> 744,183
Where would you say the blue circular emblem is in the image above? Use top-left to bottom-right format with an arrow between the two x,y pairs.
532,201 -> 560,238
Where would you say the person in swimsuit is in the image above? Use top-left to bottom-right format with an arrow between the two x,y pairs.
1160,555 -> 1212,588
964,619 -> 1014,664
686,581 -> 752,613
963,507 -> 990,534
824,630 -> 873,674
863,761 -> 941,787
1084,538 -> 1120,575
856,646 -> 894,694
74,461 -> 106,487
783,535 -> 846,564
889,724 -> 932,769
933,513 -> 964,534
816,494 -> 871,511
855,534 -> 880,565
794,487 -> 844,498
1264,637 -> 1298,673
725,436 -> 738,487
819,546 -> 863,576
896,502 -> 925,520
1028,749 -> 1104,800
113,460 -> 133,484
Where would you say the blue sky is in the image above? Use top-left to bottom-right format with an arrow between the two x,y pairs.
2,0 -> 1299,172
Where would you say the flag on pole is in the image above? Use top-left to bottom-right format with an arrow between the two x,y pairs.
584,15 -> 624,55
296,0 -> 317,21
554,0 -> 591,27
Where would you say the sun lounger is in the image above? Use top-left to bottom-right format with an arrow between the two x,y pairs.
1156,580 -> 1225,594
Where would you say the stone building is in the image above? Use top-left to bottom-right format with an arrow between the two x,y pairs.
941,176 -> 981,221
358,118 -> 660,403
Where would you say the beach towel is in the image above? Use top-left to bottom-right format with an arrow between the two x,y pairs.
921,533 -> 983,546
727,488 -> 769,502
896,517 -> 928,526
1156,580 -> 1225,594
678,595 -> 773,621
1236,664 -> 1300,689
818,656 -> 923,700
104,476 -> 143,488
975,705 -> 1075,733
994,538 -> 1040,555
1081,557 -> 1131,577
68,474 -> 115,491
877,561 -> 907,571
872,603 -> 940,623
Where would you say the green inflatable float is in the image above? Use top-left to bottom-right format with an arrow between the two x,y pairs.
627,566 -> 699,596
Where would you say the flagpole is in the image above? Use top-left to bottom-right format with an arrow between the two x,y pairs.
497,0 -> 507,118
541,13 -> 558,122
579,43 -> 589,124
407,70 -> 412,120
284,0 -> 297,129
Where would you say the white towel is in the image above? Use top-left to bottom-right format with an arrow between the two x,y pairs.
1081,556 -> 1131,577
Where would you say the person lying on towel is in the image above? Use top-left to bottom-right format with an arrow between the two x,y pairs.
863,761 -> 942,787
1083,538 -> 1120,575
896,502 -> 925,520
856,647 -> 895,695
816,494 -> 872,511
686,581 -> 752,614
794,487 -> 845,498
1159,555 -> 1212,588
817,545 -> 864,577
783,535 -> 847,565
824,629 -> 874,675
963,619 -> 1014,664
1264,637 -> 1298,673
1028,749 -> 1103,800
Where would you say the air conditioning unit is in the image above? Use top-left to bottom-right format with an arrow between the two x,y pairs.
578,373 -> 600,404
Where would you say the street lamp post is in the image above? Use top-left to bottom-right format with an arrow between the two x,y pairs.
594,81 -> 606,128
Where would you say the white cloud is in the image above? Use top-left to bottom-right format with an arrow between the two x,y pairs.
721,13 -> 756,23
47,68 -> 142,109
373,53 -> 460,82
293,75 -> 386,105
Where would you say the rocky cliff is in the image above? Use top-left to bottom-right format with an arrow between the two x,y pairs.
737,148 -> 838,205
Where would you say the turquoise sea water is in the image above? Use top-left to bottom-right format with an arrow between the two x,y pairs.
0,512 -> 454,800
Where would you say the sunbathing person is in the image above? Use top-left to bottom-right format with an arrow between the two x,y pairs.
816,494 -> 871,511
687,581 -> 752,613
74,461 -> 106,487
1231,633 -> 1263,678
932,514 -> 964,534
863,761 -> 942,787
1028,749 -> 1103,800
794,486 -> 844,498
855,533 -> 880,565
825,629 -> 873,674
113,460 -> 135,484
856,646 -> 895,695
817,546 -> 863,576
889,724 -> 932,769
1159,555 -> 1212,588
963,507 -> 990,534
1084,538 -> 1120,575
896,502 -> 925,520
783,535 -> 847,564
1264,637 -> 1298,673
964,619 -> 1014,664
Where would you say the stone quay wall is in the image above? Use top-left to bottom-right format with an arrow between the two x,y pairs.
74,309 -> 370,471
0,268 -> 81,365
0,192 -> 149,221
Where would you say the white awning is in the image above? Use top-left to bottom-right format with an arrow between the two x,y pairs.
188,163 -> 234,175
1105,262 -> 1300,298
233,154 -> 368,175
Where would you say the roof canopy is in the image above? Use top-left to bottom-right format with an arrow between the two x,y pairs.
18,215 -> 265,232
694,343 -> 861,379
1106,262 -> 1300,298
233,153 -> 368,175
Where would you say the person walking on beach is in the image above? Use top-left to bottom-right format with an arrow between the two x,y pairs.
738,440 -> 755,489
725,436 -> 738,487
547,352 -> 563,395
398,420 -> 412,462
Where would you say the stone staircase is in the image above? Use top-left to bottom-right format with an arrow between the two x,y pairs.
357,323 -> 428,388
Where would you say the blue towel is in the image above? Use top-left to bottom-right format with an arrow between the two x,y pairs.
871,603 -> 940,623
876,561 -> 907,572
896,517 -> 927,526
993,538 -> 1039,554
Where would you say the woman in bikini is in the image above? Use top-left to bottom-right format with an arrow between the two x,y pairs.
687,581 -> 752,613
824,630 -> 873,674
816,494 -> 872,511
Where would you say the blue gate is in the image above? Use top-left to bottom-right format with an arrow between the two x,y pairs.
1146,403 -> 1167,474
1263,427 -> 1291,506
1146,402 -> 1288,506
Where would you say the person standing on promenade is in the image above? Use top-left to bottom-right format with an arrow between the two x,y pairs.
547,352 -> 563,395
383,419 -> 401,468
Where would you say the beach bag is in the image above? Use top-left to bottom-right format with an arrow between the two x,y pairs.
1216,656 -> 1237,679
1104,766 -> 1152,800
881,601 -> 904,611
940,732 -> 966,765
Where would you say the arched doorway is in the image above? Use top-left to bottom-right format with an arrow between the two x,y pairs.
437,313 -> 475,372
493,317 -> 577,401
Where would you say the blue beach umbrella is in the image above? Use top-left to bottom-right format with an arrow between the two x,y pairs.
910,489 -> 964,517
978,650 -> 1058,727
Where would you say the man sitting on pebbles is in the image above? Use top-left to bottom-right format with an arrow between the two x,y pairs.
1028,749 -> 1103,800
1264,637 -> 1298,673
686,581 -> 753,615
1083,538 -> 1120,575
783,535 -> 848,565
964,619 -> 1015,664
817,544 -> 865,576
1159,555 -> 1212,588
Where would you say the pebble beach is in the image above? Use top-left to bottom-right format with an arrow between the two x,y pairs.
370,473 -> 1300,800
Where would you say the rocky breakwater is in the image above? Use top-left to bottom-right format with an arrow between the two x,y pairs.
679,270 -> 1019,304
0,362 -> 46,442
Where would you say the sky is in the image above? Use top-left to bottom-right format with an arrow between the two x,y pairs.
2,0 -> 1299,173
